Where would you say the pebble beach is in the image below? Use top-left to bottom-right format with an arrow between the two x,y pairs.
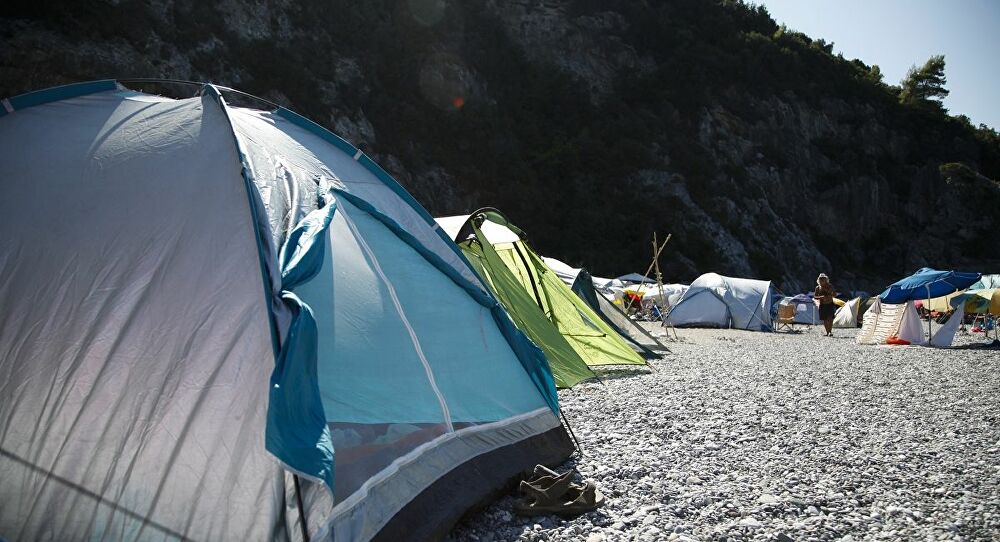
448,325 -> 1000,541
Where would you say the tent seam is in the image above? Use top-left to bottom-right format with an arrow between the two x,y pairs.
201,84 -> 281,358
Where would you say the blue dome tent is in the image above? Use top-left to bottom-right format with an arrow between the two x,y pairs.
0,80 -> 572,541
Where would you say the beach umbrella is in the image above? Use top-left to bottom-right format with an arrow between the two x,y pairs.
880,268 -> 982,303
879,267 -> 982,341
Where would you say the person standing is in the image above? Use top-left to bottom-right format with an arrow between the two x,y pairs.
815,273 -> 837,336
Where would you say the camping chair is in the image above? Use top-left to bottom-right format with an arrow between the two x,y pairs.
776,304 -> 797,332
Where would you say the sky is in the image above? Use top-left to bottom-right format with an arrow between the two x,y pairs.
750,0 -> 1000,129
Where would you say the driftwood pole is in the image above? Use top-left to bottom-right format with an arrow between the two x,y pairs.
624,233 -> 671,313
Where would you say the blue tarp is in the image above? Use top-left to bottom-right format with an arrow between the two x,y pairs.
879,267 -> 981,304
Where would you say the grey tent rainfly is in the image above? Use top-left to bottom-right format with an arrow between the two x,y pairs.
0,80 -> 573,541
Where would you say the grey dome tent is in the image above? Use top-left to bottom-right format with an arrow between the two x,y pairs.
665,273 -> 777,331
0,81 -> 572,541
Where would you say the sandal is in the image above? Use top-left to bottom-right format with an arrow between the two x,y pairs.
513,480 -> 605,517
556,480 -> 605,517
517,469 -> 574,504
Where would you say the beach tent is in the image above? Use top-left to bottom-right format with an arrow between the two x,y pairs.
922,291 -> 968,313
438,210 -> 647,368
780,294 -> 846,325
665,273 -> 776,331
879,267 -> 981,344
542,257 -> 668,357
833,297 -> 862,328
541,256 -> 617,292
0,81 -> 572,541
571,269 -> 668,356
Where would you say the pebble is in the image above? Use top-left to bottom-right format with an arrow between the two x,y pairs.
446,327 -> 1000,541
757,493 -> 780,505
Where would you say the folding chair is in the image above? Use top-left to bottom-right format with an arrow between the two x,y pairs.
776,304 -> 797,332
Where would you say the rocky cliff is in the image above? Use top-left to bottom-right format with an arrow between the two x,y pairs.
3,0 -> 998,292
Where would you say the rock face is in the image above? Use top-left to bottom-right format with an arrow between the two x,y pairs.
3,0 -> 998,291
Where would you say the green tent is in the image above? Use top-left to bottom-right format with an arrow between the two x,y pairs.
460,224 -> 596,388
438,209 -> 647,371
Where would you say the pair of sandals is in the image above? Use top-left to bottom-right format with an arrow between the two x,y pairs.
513,465 -> 605,517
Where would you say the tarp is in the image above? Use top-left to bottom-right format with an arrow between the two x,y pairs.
930,304 -> 965,347
440,211 -> 647,368
665,273 -> 776,331
0,81 -> 572,541
879,267 -> 981,304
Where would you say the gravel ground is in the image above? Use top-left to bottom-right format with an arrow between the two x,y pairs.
447,324 -> 1000,541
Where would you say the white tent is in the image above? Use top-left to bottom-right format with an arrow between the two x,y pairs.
665,273 -> 776,331
833,297 -> 862,328
0,81 -> 570,541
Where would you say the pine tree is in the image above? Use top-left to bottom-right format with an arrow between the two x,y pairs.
899,55 -> 948,110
